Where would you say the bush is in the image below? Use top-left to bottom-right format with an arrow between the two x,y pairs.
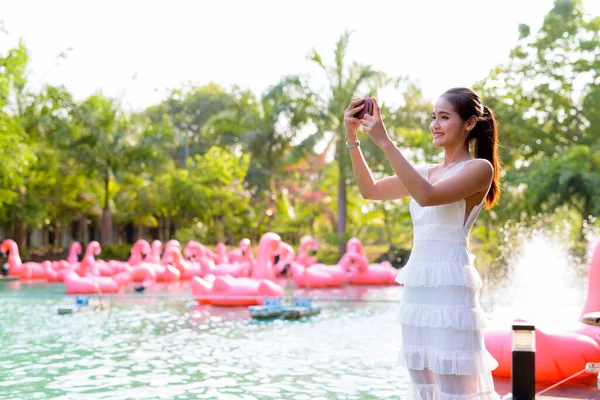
314,243 -> 342,265
374,245 -> 411,269
98,243 -> 131,261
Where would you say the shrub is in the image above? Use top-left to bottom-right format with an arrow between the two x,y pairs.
98,243 -> 131,261
374,245 -> 411,269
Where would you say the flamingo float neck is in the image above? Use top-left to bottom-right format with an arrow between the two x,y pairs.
580,241 -> 600,318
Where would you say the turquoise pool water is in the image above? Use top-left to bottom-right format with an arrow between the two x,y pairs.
0,281 -> 408,399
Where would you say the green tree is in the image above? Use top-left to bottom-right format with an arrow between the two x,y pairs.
172,146 -> 252,243
144,83 -> 241,166
294,30 -> 386,254
70,95 -> 168,244
478,0 -> 600,241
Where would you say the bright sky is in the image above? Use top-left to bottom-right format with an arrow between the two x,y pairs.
2,0 -> 600,111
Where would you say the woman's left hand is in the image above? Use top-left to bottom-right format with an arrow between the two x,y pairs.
360,98 -> 392,149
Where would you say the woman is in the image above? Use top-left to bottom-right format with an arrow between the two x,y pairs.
344,88 -> 500,400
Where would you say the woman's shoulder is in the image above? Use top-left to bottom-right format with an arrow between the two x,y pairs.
414,163 -> 434,177
442,158 -> 492,182
463,158 -> 493,173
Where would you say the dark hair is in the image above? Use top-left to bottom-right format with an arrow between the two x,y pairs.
442,87 -> 501,209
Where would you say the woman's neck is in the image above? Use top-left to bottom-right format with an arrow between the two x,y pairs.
442,144 -> 471,167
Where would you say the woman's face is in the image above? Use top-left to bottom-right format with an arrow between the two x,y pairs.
429,96 -> 468,148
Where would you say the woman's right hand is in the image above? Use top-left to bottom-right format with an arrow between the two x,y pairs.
344,98 -> 364,142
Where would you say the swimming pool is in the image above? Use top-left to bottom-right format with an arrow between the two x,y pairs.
0,282 -> 409,399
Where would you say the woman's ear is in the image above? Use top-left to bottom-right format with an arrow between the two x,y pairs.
466,115 -> 477,132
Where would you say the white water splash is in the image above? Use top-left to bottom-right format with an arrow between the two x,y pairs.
487,234 -> 586,327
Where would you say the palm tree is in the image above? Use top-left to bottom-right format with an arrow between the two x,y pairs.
204,77 -> 316,216
69,95 -> 167,244
293,31 -> 386,254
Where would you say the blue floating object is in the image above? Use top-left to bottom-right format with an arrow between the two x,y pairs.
75,296 -> 90,307
249,297 -> 321,320
293,297 -> 312,308
263,297 -> 283,307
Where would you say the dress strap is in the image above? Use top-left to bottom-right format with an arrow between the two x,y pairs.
443,159 -> 478,179
415,164 -> 433,179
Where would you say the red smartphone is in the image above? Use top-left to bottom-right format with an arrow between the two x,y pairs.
354,98 -> 373,119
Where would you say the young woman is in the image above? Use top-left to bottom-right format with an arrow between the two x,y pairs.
344,88 -> 500,400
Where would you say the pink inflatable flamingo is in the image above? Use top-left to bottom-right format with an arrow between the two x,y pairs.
205,260 -> 248,278
187,242 -> 221,265
346,258 -> 398,285
129,264 -> 156,283
289,263 -> 334,288
95,241 -> 146,275
184,241 -> 218,274
289,252 -> 364,288
43,261 -> 60,282
190,233 -> 283,306
155,261 -> 180,282
63,244 -> 133,294
66,242 -> 82,264
296,236 -> 319,267
1,239 -> 47,280
149,240 -> 163,264
577,240 -> 600,320
215,242 -> 230,264
312,252 -> 367,286
63,269 -> 131,294
274,242 -> 295,275
151,239 -> 181,281
226,239 -> 255,274
52,260 -> 75,282
484,240 -> 600,382
250,232 -> 281,280
169,248 -> 203,279
226,238 -> 252,263
188,240 -> 252,278
79,241 -> 114,277
128,240 -> 151,266
51,241 -> 83,274
123,240 -> 157,282
191,274 -> 284,306
344,238 -> 398,285
160,240 -> 181,265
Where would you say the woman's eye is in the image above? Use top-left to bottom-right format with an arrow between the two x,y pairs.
442,116 -> 449,120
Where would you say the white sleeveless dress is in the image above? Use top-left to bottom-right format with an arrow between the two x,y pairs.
395,159 -> 500,400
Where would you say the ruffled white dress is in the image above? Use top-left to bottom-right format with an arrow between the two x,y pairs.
395,159 -> 500,400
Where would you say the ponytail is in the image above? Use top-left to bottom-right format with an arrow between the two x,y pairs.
470,106 -> 500,209
443,87 -> 501,209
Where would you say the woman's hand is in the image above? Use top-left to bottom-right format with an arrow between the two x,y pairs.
361,98 -> 393,149
344,98 -> 365,143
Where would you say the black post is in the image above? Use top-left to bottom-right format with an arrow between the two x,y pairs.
512,322 -> 536,400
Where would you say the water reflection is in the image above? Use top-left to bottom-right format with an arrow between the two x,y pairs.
1,234 -> 589,398
0,282 -> 407,399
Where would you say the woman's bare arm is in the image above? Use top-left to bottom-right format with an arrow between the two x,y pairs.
380,143 -> 492,206
348,146 -> 410,200
359,98 -> 493,206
